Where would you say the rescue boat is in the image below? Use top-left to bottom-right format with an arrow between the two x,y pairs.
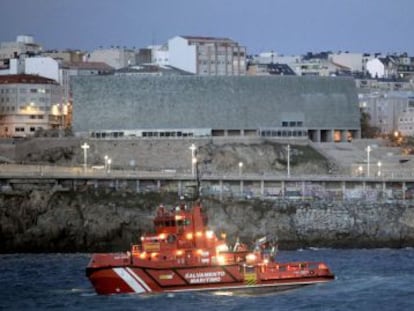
86,197 -> 335,295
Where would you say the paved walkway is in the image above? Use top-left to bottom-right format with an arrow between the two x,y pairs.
311,139 -> 414,177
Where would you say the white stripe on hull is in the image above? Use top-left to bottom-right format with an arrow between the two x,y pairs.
113,268 -> 146,294
126,267 -> 152,292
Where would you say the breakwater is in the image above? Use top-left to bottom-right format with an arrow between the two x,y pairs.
1,187 -> 414,253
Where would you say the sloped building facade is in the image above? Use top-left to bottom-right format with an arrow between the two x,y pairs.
72,75 -> 360,142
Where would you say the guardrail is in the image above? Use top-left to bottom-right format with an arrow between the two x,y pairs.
1,164 -> 414,202
2,164 -> 414,181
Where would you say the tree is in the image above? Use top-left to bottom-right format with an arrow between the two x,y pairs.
360,109 -> 380,138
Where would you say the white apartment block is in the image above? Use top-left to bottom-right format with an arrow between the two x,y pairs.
366,58 -> 385,79
149,45 -> 169,66
0,57 -> 69,104
87,48 -> 136,70
168,36 -> 246,75
0,74 -> 66,137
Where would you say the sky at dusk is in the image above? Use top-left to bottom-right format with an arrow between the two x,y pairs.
0,0 -> 413,56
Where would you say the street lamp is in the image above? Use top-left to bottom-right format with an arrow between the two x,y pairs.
287,144 -> 291,177
238,161 -> 243,176
81,142 -> 90,173
358,165 -> 363,177
104,155 -> 108,171
107,158 -> 112,174
189,144 -> 197,177
377,161 -> 382,177
366,145 -> 372,177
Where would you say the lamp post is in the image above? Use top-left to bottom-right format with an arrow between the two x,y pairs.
104,155 -> 108,171
366,145 -> 372,177
287,144 -> 291,177
377,161 -> 382,177
189,144 -> 197,177
107,158 -> 112,174
358,165 -> 363,177
238,161 -> 243,176
81,142 -> 90,173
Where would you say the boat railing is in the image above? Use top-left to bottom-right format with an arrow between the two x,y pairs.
264,261 -> 329,274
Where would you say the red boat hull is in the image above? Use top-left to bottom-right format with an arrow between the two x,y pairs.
86,263 -> 334,295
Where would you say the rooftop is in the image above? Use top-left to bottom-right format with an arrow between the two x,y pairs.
62,61 -> 114,71
180,35 -> 236,44
0,74 -> 58,85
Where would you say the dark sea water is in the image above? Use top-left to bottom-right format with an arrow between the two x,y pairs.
1,248 -> 414,311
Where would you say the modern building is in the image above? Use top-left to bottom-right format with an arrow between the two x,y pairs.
72,75 -> 360,142
0,74 -> 66,137
168,36 -> 246,75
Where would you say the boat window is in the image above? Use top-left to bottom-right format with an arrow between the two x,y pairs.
154,220 -> 163,227
166,220 -> 174,227
176,219 -> 191,226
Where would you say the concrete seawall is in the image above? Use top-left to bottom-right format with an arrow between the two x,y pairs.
1,188 -> 414,253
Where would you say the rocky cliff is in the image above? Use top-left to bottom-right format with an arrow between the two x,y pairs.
1,189 -> 414,253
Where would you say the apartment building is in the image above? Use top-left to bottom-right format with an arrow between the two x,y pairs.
0,74 -> 66,137
42,49 -> 86,63
168,36 -> 246,75
329,52 -> 375,74
359,91 -> 414,135
87,47 -> 136,70
0,35 -> 42,63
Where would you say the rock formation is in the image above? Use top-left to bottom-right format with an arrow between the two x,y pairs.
1,188 -> 414,253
